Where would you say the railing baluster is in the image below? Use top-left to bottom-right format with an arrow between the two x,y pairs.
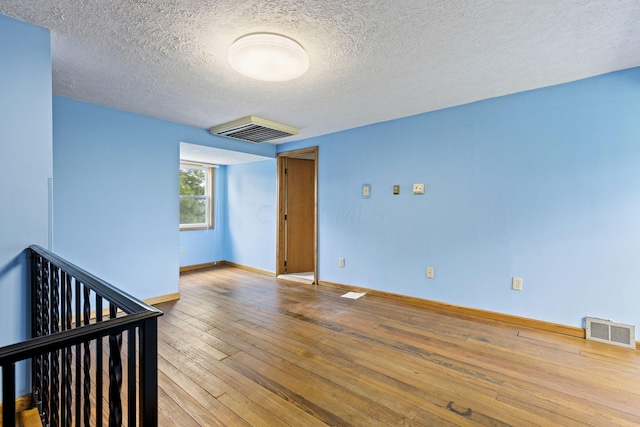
75,278 -> 82,426
51,267 -> 61,427
66,280 -> 73,427
32,253 -> 44,415
83,285 -> 91,427
63,273 -> 73,427
128,327 -> 137,427
96,295 -> 103,426
2,363 -> 16,427
42,260 -> 51,422
60,272 -> 67,329
140,318 -> 158,427
109,304 -> 123,427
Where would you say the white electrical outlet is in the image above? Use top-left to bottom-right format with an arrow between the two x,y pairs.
180,247 -> 186,254
413,183 -> 425,195
339,258 -> 345,267
426,267 -> 434,279
512,277 -> 523,291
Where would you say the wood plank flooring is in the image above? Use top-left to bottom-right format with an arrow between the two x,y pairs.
152,266 -> 640,426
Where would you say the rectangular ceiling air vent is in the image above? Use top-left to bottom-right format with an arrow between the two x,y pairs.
209,115 -> 298,143
585,317 -> 636,349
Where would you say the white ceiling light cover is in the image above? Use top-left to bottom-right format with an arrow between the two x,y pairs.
228,33 -> 309,82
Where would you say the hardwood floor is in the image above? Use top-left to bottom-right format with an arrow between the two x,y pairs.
153,266 -> 640,426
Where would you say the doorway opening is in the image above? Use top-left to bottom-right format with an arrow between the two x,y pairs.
277,147 -> 318,285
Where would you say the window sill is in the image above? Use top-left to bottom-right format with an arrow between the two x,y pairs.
180,226 -> 214,231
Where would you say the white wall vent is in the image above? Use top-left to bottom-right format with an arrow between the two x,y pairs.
209,116 -> 298,143
585,317 -> 636,350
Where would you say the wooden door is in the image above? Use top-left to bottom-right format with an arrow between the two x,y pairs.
285,158 -> 315,273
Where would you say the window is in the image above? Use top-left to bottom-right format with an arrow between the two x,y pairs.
180,163 -> 213,229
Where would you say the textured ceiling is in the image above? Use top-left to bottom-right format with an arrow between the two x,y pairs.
3,1 -> 640,144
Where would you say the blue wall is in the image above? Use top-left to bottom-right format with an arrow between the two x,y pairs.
179,166 -> 227,266
0,14 -> 52,399
53,97 -> 275,300
225,160 -> 277,272
279,68 -> 640,335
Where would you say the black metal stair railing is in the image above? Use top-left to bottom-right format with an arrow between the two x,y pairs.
0,245 -> 162,426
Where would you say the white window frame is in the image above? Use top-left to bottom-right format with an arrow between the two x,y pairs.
179,162 -> 214,230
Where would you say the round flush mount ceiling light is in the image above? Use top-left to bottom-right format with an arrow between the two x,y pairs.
228,33 -> 309,82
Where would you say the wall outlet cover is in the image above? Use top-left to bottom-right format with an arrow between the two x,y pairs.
512,277 -> 523,291
413,183 -> 425,195
426,267 -> 434,279
393,185 -> 400,195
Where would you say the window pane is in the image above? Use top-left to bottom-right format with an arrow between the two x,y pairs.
180,197 -> 207,224
180,168 -> 206,196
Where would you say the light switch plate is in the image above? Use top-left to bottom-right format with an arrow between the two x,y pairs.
413,183 -> 425,195
393,185 -> 400,195
362,184 -> 371,199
